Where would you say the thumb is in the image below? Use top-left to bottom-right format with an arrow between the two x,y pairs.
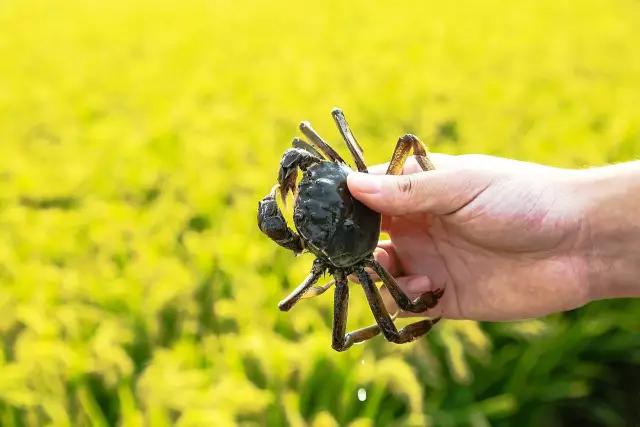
347,169 -> 492,216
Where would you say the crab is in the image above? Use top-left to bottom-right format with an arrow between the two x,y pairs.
257,108 -> 444,351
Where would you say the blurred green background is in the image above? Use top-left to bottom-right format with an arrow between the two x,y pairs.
1,0 -> 640,425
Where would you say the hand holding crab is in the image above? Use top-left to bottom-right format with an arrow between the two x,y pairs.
257,108 -> 443,351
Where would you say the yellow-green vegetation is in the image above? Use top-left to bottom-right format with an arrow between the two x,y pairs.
1,0 -> 639,425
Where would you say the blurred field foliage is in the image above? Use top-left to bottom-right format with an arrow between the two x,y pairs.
0,0 -> 639,425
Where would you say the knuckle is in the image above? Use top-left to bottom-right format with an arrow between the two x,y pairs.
396,175 -> 415,196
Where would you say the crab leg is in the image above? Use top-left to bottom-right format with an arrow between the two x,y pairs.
386,134 -> 435,175
365,259 -> 444,313
277,147 -> 322,201
302,279 -> 335,299
278,259 -> 325,311
331,108 -> 368,172
331,272 -> 382,352
299,121 -> 346,164
356,267 -> 440,344
292,137 -> 324,159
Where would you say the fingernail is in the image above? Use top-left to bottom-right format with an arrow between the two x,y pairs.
348,172 -> 381,194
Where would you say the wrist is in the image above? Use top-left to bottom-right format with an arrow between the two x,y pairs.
571,162 -> 640,301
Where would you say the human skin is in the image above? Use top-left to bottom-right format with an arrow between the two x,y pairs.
346,154 -> 640,321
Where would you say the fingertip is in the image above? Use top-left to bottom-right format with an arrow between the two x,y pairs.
393,275 -> 454,319
373,247 -> 391,267
347,172 -> 381,194
397,275 -> 434,298
349,173 -> 412,215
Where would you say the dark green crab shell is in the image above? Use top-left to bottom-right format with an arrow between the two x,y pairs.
293,161 -> 381,267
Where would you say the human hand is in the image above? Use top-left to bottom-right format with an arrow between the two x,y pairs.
347,154 -> 600,321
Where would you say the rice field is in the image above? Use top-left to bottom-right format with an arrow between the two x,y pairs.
0,0 -> 639,425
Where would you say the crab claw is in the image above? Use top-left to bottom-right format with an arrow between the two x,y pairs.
277,163 -> 298,204
277,147 -> 322,205
257,185 -> 304,253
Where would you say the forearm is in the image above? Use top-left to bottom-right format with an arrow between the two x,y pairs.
573,161 -> 640,300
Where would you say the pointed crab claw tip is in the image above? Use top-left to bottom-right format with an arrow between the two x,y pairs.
432,317 -> 442,325
277,301 -> 290,311
399,133 -> 418,143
